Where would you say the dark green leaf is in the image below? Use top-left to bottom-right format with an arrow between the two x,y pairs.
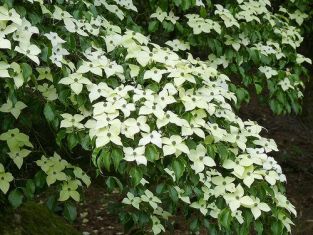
130,167 -> 143,186
8,189 -> 24,209
172,158 -> 185,180
63,202 -> 77,222
218,208 -> 232,230
21,63 -> 32,80
145,144 -> 159,161
43,103 -> 55,122
111,148 -> 124,171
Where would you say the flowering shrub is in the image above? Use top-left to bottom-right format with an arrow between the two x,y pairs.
0,0 -> 298,234
129,0 -> 312,114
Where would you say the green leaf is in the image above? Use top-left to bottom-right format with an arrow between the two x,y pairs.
181,0 -> 191,10
25,179 -> 36,199
40,46 -> 49,62
3,0 -> 14,8
28,12 -> 42,25
8,189 -> 24,209
80,134 -> 91,150
63,202 -> 77,222
148,20 -> 159,33
168,186 -> 178,203
199,7 -> 207,17
67,133 -> 79,150
159,0 -> 168,11
255,83 -> 263,95
172,159 -> 185,181
156,183 -> 165,194
34,171 -> 46,189
46,195 -> 57,211
100,148 -> 111,171
56,130 -> 66,146
204,135 -> 214,145
218,208 -> 232,230
145,144 -> 159,161
43,103 -> 55,122
162,21 -> 174,32
106,176 -> 123,192
203,220 -> 218,235
21,63 -> 32,80
173,0 -> 182,7
190,218 -> 199,232
111,148 -> 124,171
271,221 -> 284,235
130,167 -> 143,186
254,221 -> 263,235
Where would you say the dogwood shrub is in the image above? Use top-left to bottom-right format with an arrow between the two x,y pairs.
0,0 -> 297,234
128,0 -> 312,114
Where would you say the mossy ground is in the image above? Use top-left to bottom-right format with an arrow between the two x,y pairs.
0,201 -> 80,235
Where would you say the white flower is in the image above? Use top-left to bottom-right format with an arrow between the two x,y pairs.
274,190 -> 297,216
7,147 -> 31,169
188,144 -> 215,174
174,186 -> 190,204
278,77 -> 293,91
151,216 -> 165,234
122,192 -> 142,209
141,190 -> 161,209
166,11 -> 179,24
151,7 -> 167,22
37,84 -> 58,101
190,198 -> 208,215
44,32 -> 66,46
165,39 -> 190,51
36,67 -> 53,81
123,146 -> 147,165
139,100 -> 165,119
87,82 -> 113,102
77,60 -> 106,76
0,61 -> 10,78
253,138 -> 278,152
59,73 -> 91,94
114,99 -> 135,118
223,184 -> 254,212
139,130 -> 162,148
14,43 -> 41,65
259,66 -> 278,79
0,163 -> 14,194
60,113 -> 85,129
0,6 -> 22,25
211,176 -> 236,196
0,99 -> 26,119
9,62 -> 24,88
162,135 -> 189,156
143,67 -> 167,83
250,196 -> 271,219
222,154 -> 253,177
123,116 -> 150,139
182,117 -> 206,138
237,166 -> 263,188
95,125 -> 122,147
156,111 -> 188,129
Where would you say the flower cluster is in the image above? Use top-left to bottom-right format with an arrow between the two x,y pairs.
141,0 -> 311,114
